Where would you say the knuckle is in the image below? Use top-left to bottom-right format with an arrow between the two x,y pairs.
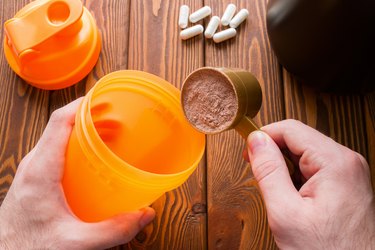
17,168 -> 37,187
299,147 -> 321,166
14,181 -> 39,208
15,167 -> 48,202
50,108 -> 67,123
58,226 -> 86,249
17,155 -> 31,171
343,150 -> 369,173
354,152 -> 369,168
348,152 -> 362,167
252,159 -> 281,183
281,119 -> 306,137
284,119 -> 303,127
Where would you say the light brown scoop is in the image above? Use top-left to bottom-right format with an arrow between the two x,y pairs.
181,67 -> 294,174
182,68 -> 238,133
181,67 -> 262,138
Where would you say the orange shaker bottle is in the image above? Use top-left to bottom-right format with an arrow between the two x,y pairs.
62,71 -> 206,222
3,0 -> 101,89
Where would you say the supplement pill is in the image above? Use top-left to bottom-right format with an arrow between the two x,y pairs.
205,16 -> 220,38
179,5 -> 190,29
213,28 -> 237,43
221,4 -> 236,26
180,24 -> 204,40
230,9 -> 249,28
189,6 -> 212,23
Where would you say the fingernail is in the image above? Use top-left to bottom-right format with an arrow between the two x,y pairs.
139,208 -> 155,228
248,131 -> 267,155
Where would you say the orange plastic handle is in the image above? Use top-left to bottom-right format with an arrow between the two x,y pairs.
4,0 -> 83,57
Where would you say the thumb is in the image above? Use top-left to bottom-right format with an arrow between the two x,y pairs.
247,131 -> 301,209
80,207 -> 155,249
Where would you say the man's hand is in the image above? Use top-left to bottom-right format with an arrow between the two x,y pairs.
0,98 -> 155,250
246,119 -> 375,249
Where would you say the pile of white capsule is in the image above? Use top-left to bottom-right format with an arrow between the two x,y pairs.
179,4 -> 249,43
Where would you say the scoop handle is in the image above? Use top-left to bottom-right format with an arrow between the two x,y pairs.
235,116 -> 295,175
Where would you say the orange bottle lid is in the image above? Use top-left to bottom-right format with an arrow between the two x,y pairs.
3,0 -> 101,90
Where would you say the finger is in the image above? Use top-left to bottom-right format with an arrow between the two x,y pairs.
32,98 -> 83,178
247,131 -> 302,211
261,119 -> 336,155
79,208 -> 155,249
285,150 -> 301,167
261,119 -> 340,179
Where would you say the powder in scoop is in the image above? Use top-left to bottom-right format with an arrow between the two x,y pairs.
182,69 -> 238,133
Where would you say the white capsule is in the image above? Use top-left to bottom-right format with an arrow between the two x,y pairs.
180,24 -> 204,40
179,5 -> 190,29
189,6 -> 211,23
221,4 -> 236,26
230,9 -> 249,28
213,28 -> 237,43
204,16 -> 220,38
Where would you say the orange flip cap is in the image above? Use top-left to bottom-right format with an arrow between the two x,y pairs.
5,0 -> 83,57
3,0 -> 101,90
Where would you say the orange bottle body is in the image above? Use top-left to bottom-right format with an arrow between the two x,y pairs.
63,71 -> 205,222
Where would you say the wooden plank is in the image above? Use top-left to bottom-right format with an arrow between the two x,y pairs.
0,1 -> 50,204
125,0 -> 206,249
283,71 -> 368,160
205,0 -> 283,249
83,0 -> 132,92
46,1 -> 132,249
364,93 -> 375,191
49,0 -> 131,111
283,73 -> 372,190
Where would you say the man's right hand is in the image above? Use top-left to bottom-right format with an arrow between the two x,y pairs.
246,119 -> 375,249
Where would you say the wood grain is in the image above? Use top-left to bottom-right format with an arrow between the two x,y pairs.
283,70 -> 375,196
283,71 -> 368,161
365,93 -> 375,191
125,0 -> 207,249
204,0 -> 282,249
49,0 -> 131,112
46,2 -> 132,249
0,0 -> 50,204
1,0 -> 374,249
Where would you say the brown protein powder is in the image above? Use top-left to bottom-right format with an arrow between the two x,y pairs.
182,69 -> 238,133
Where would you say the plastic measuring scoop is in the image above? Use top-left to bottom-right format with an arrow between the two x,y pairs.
181,67 -> 294,174
63,70 -> 205,222
3,0 -> 101,90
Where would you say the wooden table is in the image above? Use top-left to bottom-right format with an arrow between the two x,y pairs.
1,1 -> 374,249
